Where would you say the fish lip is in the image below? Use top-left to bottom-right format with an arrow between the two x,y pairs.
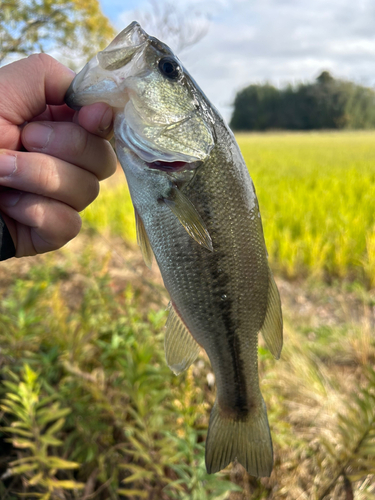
104,21 -> 148,50
117,21 -> 142,39
64,60 -> 93,110
64,22 -> 149,110
64,81 -> 81,111
63,58 -> 127,110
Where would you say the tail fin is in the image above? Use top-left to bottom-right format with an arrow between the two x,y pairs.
205,398 -> 273,477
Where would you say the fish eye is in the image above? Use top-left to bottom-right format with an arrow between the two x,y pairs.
158,57 -> 181,80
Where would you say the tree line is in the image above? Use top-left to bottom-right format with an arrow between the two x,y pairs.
230,71 -> 375,131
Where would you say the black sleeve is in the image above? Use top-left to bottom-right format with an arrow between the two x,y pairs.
0,214 -> 16,261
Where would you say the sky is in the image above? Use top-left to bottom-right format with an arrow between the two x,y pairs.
99,0 -> 375,122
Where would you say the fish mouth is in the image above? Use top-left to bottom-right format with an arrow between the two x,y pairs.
65,21 -> 148,110
65,21 -> 215,168
146,160 -> 190,172
102,21 -> 147,52
118,117 -> 202,173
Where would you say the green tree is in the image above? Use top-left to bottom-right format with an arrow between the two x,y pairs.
316,70 -> 334,85
230,71 -> 375,131
230,84 -> 281,131
0,0 -> 115,65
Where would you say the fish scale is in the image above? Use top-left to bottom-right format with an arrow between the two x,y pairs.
65,21 -> 283,477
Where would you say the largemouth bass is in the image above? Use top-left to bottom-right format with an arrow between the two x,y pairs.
65,22 -> 283,477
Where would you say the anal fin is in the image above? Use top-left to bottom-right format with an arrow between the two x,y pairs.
163,187 -> 213,252
260,270 -> 283,359
135,208 -> 153,269
165,302 -> 201,375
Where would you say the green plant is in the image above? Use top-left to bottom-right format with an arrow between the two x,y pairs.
0,365 -> 84,499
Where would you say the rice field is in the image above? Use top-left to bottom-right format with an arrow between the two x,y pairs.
84,130 -> 375,286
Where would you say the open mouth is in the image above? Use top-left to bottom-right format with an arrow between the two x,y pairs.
146,160 -> 188,172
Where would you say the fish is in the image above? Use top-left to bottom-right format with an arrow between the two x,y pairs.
65,21 -> 283,477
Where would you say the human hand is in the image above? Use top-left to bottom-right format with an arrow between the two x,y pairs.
0,53 -> 117,257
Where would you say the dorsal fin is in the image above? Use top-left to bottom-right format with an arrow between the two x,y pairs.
135,208 -> 153,269
260,270 -> 283,359
164,302 -> 201,375
163,187 -> 213,252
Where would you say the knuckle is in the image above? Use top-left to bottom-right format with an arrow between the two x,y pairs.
75,174 -> 100,211
26,54 -> 56,81
98,141 -> 118,180
86,175 -> 100,206
35,157 -> 60,195
46,204 -> 82,248
30,197 -> 48,226
68,124 -> 90,158
27,53 -> 51,67
60,211 -> 82,243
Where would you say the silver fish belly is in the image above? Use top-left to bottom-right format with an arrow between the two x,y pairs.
65,21 -> 283,477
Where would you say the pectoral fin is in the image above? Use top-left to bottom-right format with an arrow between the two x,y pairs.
163,187 -> 213,251
135,209 -> 153,269
165,302 -> 201,375
260,271 -> 283,359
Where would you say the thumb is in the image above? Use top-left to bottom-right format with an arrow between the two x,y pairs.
0,54 -> 76,126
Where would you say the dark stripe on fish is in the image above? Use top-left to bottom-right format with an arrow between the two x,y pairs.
208,241 -> 249,420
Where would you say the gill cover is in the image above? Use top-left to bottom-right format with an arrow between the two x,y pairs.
65,22 -> 214,164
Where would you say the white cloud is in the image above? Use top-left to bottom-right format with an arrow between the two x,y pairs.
101,0 -> 375,121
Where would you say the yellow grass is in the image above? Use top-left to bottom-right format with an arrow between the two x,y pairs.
83,131 -> 375,285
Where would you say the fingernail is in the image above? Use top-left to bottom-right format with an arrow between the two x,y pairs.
0,190 -> 21,207
99,107 -> 113,132
23,123 -> 53,150
0,154 -> 16,177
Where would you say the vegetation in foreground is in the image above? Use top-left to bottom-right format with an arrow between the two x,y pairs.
0,130 -> 374,499
0,235 -> 374,499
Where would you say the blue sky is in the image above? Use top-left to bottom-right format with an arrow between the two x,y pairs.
99,0 -> 375,122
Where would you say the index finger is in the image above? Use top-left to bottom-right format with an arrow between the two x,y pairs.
31,104 -> 76,123
32,102 -> 114,140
